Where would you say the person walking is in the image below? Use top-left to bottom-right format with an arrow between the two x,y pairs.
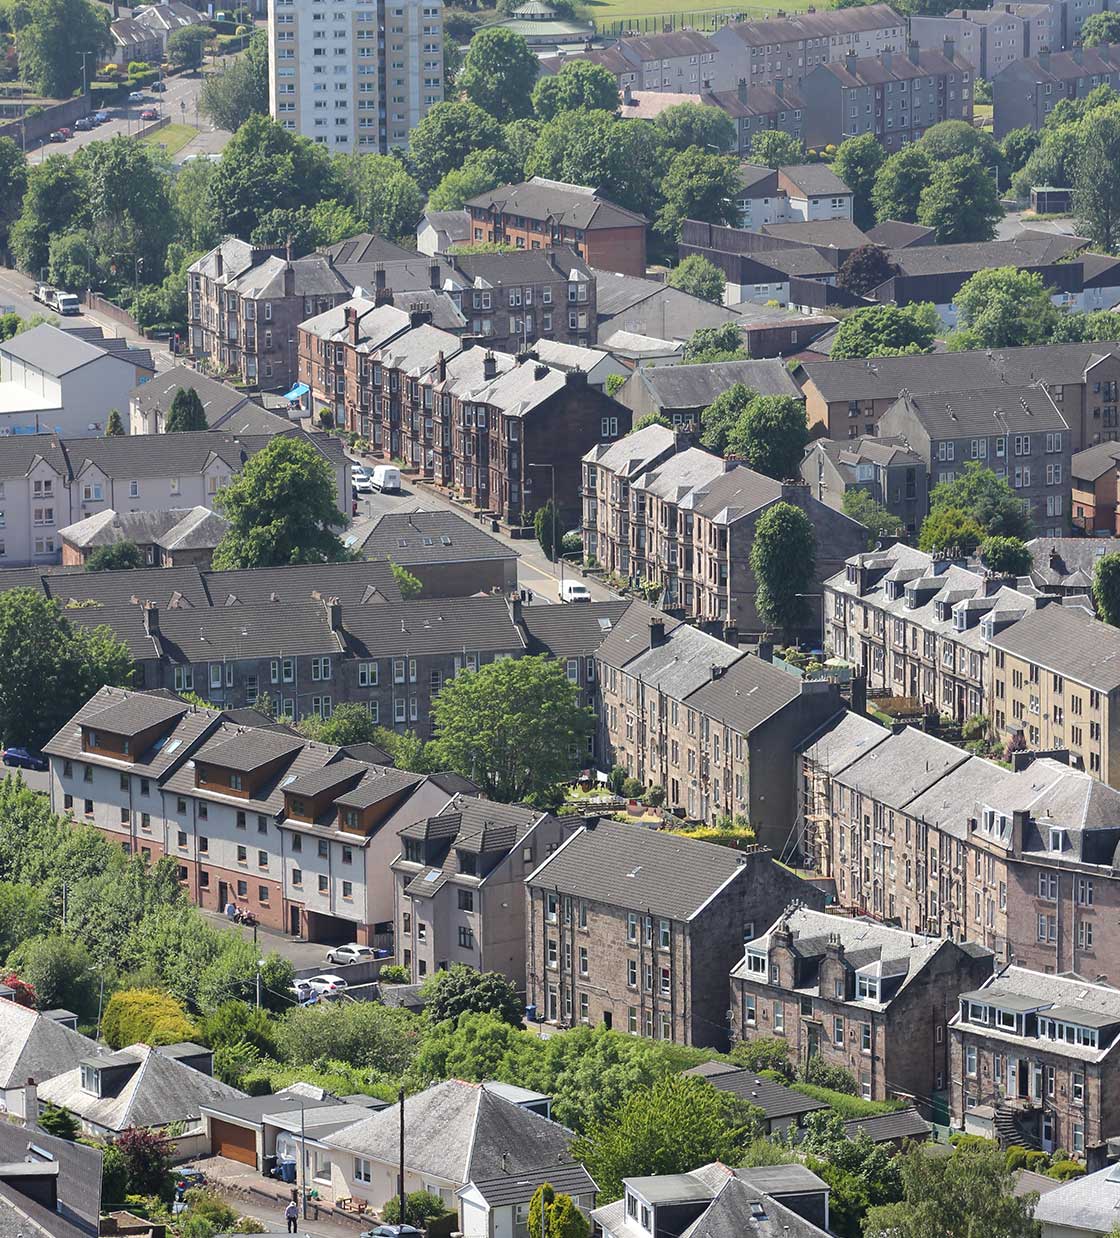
285,1198 -> 299,1234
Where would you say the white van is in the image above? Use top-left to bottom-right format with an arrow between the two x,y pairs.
560,580 -> 592,603
371,465 -> 401,493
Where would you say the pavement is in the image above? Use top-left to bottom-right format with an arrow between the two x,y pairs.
0,264 -> 175,372
24,66 -> 228,165
191,1155 -> 367,1235
996,209 -> 1083,240
199,908 -> 347,971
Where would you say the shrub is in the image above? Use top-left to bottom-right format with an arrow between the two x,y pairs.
101,989 -> 199,1050
621,776 -> 644,799
949,1132 -> 998,1151
801,1055 -> 858,1094
379,964 -> 410,984
1023,1149 -> 1050,1172
1047,1160 -> 1085,1180
382,1191 -> 451,1226
1004,1145 -> 1033,1172
730,1037 -> 793,1079
961,715 -> 989,742
790,1082 -> 902,1119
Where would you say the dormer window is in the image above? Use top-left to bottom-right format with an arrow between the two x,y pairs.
1050,829 -> 1064,852
746,950 -> 766,975
856,975 -> 879,1000
403,840 -> 424,863
847,564 -> 857,583
885,581 -> 901,601
230,773 -> 243,791
80,1064 -> 100,1096
460,852 -> 477,876
953,610 -> 966,631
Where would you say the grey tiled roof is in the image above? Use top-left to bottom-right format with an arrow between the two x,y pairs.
631,360 -> 799,410
720,3 -> 901,46
843,1107 -> 931,1143
595,597 -> 686,670
834,726 -> 970,810
528,818 -> 750,920
893,385 -> 1066,438
322,233 -> 416,265
467,178 -> 648,229
683,465 -> 783,523
521,600 -> 631,659
583,423 -> 676,477
865,220 -> 936,248
0,1124 -> 101,1235
779,163 -> 853,198
633,447 -> 727,503
684,1064 -> 827,1120
760,220 -> 871,249
800,711 -> 890,775
129,367 -> 249,424
81,691 -> 187,737
888,230 -> 1087,275
683,654 -> 806,736
355,509 -> 517,566
0,325 -> 107,376
342,596 -> 525,658
1071,440 -> 1120,483
986,603 -> 1120,691
194,726 -> 306,773
0,998 -> 106,1089
467,1162 -> 595,1207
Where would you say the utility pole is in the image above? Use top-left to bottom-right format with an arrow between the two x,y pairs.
95,967 -> 105,1040
529,462 -> 562,596
398,1086 -> 406,1227
79,51 -> 91,104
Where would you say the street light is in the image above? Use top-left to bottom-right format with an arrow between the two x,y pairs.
528,462 -> 562,597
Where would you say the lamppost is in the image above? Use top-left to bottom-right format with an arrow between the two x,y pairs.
528,461 -> 562,597
79,51 -> 92,104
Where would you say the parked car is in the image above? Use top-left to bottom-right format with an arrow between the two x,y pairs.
139,108 -> 158,121
290,980 -> 317,1004
361,1228 -> 423,1238
559,581 -> 592,603
370,464 -> 401,493
74,116 -> 95,131
93,111 -> 110,123
354,474 -> 374,494
305,974 -> 348,995
48,131 -> 64,142
325,943 -> 376,966
151,80 -> 167,92
174,1168 -> 206,1201
128,91 -> 146,102
2,748 -> 47,771
56,126 -> 73,139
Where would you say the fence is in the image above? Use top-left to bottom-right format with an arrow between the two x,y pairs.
595,6 -> 783,34
0,92 -> 91,147
82,290 -> 142,335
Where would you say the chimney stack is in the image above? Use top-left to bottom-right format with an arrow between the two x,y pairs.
649,617 -> 666,647
774,75 -> 785,98
143,603 -> 159,637
943,35 -> 955,61
375,265 -> 386,291
215,249 -> 223,278
737,76 -> 748,103
1039,47 -> 1050,69
622,83 -> 633,104
846,49 -> 858,73
327,597 -> 342,632
908,39 -> 920,63
409,307 -> 432,328
437,350 -> 447,382
483,350 -> 498,381
429,260 -> 441,291
346,304 -> 360,346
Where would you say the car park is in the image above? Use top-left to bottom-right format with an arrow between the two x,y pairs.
325,943 -> 376,965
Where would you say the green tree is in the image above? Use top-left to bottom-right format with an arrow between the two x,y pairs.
372,727 -> 436,773
871,145 -> 933,224
10,156 -> 87,277
167,23 -> 209,69
750,502 -> 816,637
700,383 -> 754,454
534,499 -> 558,562
408,100 -> 504,191
307,199 -> 363,249
460,28 -> 537,122
863,1141 -> 1037,1238
630,412 -> 671,432
532,60 -> 619,121
0,883 -> 47,959
101,987 -> 199,1049
726,395 -> 808,479
918,505 -> 985,553
207,115 -> 336,239
929,461 -> 1031,539
729,1036 -> 793,1078
199,28 -> 269,131
800,1111 -> 903,1238
1000,126 -> 1040,177
0,138 -> 27,255
335,153 -> 426,241
1080,9 -> 1120,43
1094,552 -> 1120,626
5,934 -> 99,1023
653,102 -> 736,153
86,542 -> 144,572
382,1192 -> 452,1227
104,409 -> 124,436
920,118 -> 1001,165
47,229 -> 98,292
842,487 -> 904,547
832,132 -> 886,229
570,1074 -> 757,1201
429,655 -> 593,802
427,147 -> 519,212
212,437 -> 351,569
949,267 -> 1059,349
749,129 -> 803,167
979,535 -> 1031,576
667,254 -> 725,303
37,1103 -> 79,1140
199,999 -> 277,1058
529,1185 -> 591,1238
682,322 -> 746,364
917,154 -> 1002,243
835,244 -> 897,296
17,0 -> 109,97
421,965 -> 523,1026
830,303 -> 938,359
165,386 -> 208,433
172,159 -> 220,253
1074,104 -> 1120,252
390,561 -> 422,599
0,589 -> 133,749
503,117 -> 541,178
273,1001 -> 424,1074
297,701 -> 382,747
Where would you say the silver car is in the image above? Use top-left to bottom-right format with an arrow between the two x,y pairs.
325,943 -> 376,965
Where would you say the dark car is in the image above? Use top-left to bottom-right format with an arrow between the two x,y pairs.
74,116 -> 95,131
151,80 -> 167,91
48,131 -> 64,142
56,126 -> 72,139
93,111 -> 110,123
2,748 -> 46,771
360,1228 -> 423,1238
174,1167 -> 206,1200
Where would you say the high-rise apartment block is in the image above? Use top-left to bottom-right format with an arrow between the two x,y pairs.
269,0 -> 443,152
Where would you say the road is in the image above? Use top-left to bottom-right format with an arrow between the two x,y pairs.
25,66 -> 226,165
348,464 -> 620,605
0,265 -> 174,371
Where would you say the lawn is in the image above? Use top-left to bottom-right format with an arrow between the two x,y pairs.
140,123 -> 199,157
587,0 -> 813,32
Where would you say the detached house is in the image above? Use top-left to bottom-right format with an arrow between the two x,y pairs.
525,817 -> 820,1048
731,905 -> 994,1107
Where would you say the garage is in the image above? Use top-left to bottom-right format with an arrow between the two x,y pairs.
210,1118 -> 257,1167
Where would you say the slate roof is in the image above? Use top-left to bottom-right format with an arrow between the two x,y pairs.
129,367 -> 249,425
1026,535 -> 1120,587
615,619 -> 742,703
467,178 -> 649,229
629,360 -> 799,411
38,1043 -> 245,1132
342,595 -> 525,658
354,509 -> 517,566
718,3 -> 902,47
816,45 -> 965,86
594,597 -> 687,670
887,230 -> 1087,276
466,1162 -> 596,1208
633,447 -> 727,503
583,423 -> 676,478
520,600 -> 631,659
780,164 -> 853,198
986,603 -> 1120,691
683,654 -> 805,736
422,211 -> 471,244
844,1108 -> 932,1143
1033,1162 -> 1120,1231
201,559 -> 400,607
891,385 -> 1066,438
865,220 -> 936,248
684,1064 -> 828,1120
325,1080 -> 572,1179
0,326 -> 111,376
800,710 -> 891,776
683,465 -> 783,523
760,220 -> 871,250
210,404 -> 297,436
617,28 -> 714,59
449,247 -> 590,288
0,999 -> 106,1090
1071,439 -> 1120,483
58,506 -> 228,553
528,818 -> 750,920
834,726 -> 970,810
322,233 -> 415,265
0,1123 -> 101,1236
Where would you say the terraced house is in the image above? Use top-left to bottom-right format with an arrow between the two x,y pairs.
822,542 -> 1045,723
44,686 -> 471,943
950,966 -> 1120,1159
731,905 -> 993,1107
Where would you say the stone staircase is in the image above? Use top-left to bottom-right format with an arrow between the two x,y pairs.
995,1102 -> 1041,1149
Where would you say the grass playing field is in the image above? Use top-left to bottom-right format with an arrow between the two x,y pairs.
140,123 -> 199,157
586,0 -> 813,33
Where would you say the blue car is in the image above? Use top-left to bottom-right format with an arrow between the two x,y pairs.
2,748 -> 46,771
94,111 -> 110,124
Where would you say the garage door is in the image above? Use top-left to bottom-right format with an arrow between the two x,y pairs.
211,1119 -> 256,1167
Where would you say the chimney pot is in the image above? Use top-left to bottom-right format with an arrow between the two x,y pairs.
649,617 -> 666,646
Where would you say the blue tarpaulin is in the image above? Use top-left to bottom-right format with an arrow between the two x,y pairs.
283,382 -> 309,400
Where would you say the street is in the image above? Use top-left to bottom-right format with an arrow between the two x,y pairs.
24,66 -> 228,166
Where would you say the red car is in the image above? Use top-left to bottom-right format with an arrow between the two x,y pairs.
56,126 -> 72,139
139,108 -> 158,121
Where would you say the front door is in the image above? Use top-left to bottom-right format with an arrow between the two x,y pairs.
290,905 -> 301,936
218,880 -> 228,912
1041,1112 -> 1055,1153
807,1026 -> 820,1060
602,1011 -> 612,1030
1017,1058 -> 1029,1098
